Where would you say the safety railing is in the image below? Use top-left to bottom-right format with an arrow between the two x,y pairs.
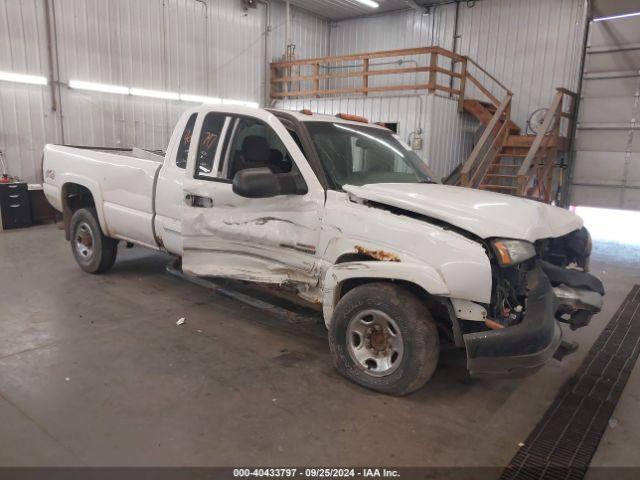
516,88 -> 577,201
460,94 -> 513,188
269,45 -> 511,111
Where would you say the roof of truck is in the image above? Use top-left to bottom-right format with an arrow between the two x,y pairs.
182,104 -> 388,130
267,108 -> 388,129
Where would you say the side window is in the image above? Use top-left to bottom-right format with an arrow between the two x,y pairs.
223,118 -> 294,180
195,112 -> 227,179
175,113 -> 197,169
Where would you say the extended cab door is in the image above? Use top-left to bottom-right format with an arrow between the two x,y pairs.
181,106 -> 324,286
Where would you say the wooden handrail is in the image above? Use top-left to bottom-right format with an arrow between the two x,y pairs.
461,94 -> 512,187
271,46 -> 439,68
270,45 -> 507,106
270,66 -> 462,84
465,72 -> 500,107
517,88 -> 577,195
271,83 -> 461,99
465,57 -> 512,96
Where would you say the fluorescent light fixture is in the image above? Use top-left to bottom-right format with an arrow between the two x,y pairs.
130,87 -> 180,101
594,11 -> 640,21
0,71 -> 47,86
180,93 -> 222,104
69,80 -> 129,95
354,0 -> 379,8
68,79 -> 259,107
222,98 -> 259,108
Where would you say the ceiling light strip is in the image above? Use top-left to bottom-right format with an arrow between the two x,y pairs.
593,11 -> 640,22
0,71 -> 48,86
353,0 -> 379,8
68,79 -> 258,107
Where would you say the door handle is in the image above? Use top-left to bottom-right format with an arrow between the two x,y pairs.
186,194 -> 214,208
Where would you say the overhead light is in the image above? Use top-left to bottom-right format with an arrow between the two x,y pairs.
0,71 -> 47,86
130,87 -> 180,101
180,93 -> 222,104
69,80 -> 129,95
354,0 -> 379,8
594,11 -> 640,21
69,79 -> 259,107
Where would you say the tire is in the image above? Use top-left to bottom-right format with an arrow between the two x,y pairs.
69,208 -> 118,274
328,283 -> 439,396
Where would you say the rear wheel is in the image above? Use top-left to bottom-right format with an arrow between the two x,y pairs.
70,208 -> 118,274
328,283 -> 439,396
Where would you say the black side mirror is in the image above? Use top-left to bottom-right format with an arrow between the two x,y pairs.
232,168 -> 307,198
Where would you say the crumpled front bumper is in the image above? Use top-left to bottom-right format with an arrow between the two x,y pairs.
464,262 -> 604,376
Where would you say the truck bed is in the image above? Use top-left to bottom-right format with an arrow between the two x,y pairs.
42,144 -> 164,248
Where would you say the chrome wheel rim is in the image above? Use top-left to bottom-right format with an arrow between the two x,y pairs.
74,222 -> 95,259
346,309 -> 404,377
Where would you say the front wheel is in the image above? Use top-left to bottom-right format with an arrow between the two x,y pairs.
70,208 -> 118,274
328,283 -> 439,396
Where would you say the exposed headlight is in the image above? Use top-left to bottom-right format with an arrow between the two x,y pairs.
491,239 -> 536,267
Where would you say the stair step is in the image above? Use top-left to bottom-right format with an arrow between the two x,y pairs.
489,164 -> 521,168
463,99 -> 522,134
485,174 -> 518,178
497,153 -> 527,157
479,184 -> 519,190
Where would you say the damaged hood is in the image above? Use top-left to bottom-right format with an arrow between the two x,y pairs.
343,183 -> 583,242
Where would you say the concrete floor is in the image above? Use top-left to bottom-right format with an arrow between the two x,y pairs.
0,224 -> 639,468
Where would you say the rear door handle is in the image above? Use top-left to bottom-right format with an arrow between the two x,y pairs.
186,194 -> 214,208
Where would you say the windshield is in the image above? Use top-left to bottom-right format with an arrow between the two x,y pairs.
304,121 -> 437,189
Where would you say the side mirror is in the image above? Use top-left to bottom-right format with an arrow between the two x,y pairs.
232,168 -> 307,198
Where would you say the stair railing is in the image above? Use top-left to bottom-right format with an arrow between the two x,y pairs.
460,94 -> 513,188
270,45 -> 510,110
460,57 -> 512,111
516,88 -> 577,201
270,46 -> 466,99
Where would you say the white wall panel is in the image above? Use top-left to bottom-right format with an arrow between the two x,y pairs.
426,94 -> 476,180
0,0 -> 60,183
456,0 -> 587,129
0,0 -> 329,183
270,1 -> 330,63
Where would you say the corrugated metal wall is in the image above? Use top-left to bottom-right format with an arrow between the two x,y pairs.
0,0 -> 60,184
455,0 -> 588,128
327,0 -> 588,131
426,94 -> 476,179
1,0 -> 587,184
0,0 -> 330,183
274,0 -> 588,179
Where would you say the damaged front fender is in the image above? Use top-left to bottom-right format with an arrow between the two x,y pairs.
321,261 -> 450,326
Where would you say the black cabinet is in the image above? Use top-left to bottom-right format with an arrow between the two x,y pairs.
0,183 -> 32,229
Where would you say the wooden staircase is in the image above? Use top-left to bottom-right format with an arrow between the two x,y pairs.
269,45 -> 577,203
463,99 -> 521,135
460,88 -> 576,202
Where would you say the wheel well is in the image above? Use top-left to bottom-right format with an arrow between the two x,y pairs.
61,183 -> 96,240
337,277 -> 457,345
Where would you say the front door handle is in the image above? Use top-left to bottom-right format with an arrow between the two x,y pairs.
186,194 -> 214,208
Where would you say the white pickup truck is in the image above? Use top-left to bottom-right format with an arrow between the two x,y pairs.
43,105 -> 605,395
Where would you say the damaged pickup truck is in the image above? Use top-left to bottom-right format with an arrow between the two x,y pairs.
42,105 -> 605,395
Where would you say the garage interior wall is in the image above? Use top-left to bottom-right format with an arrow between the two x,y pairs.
0,0 -> 330,184
570,14 -> 640,211
277,0 -> 588,179
1,0 -> 588,184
